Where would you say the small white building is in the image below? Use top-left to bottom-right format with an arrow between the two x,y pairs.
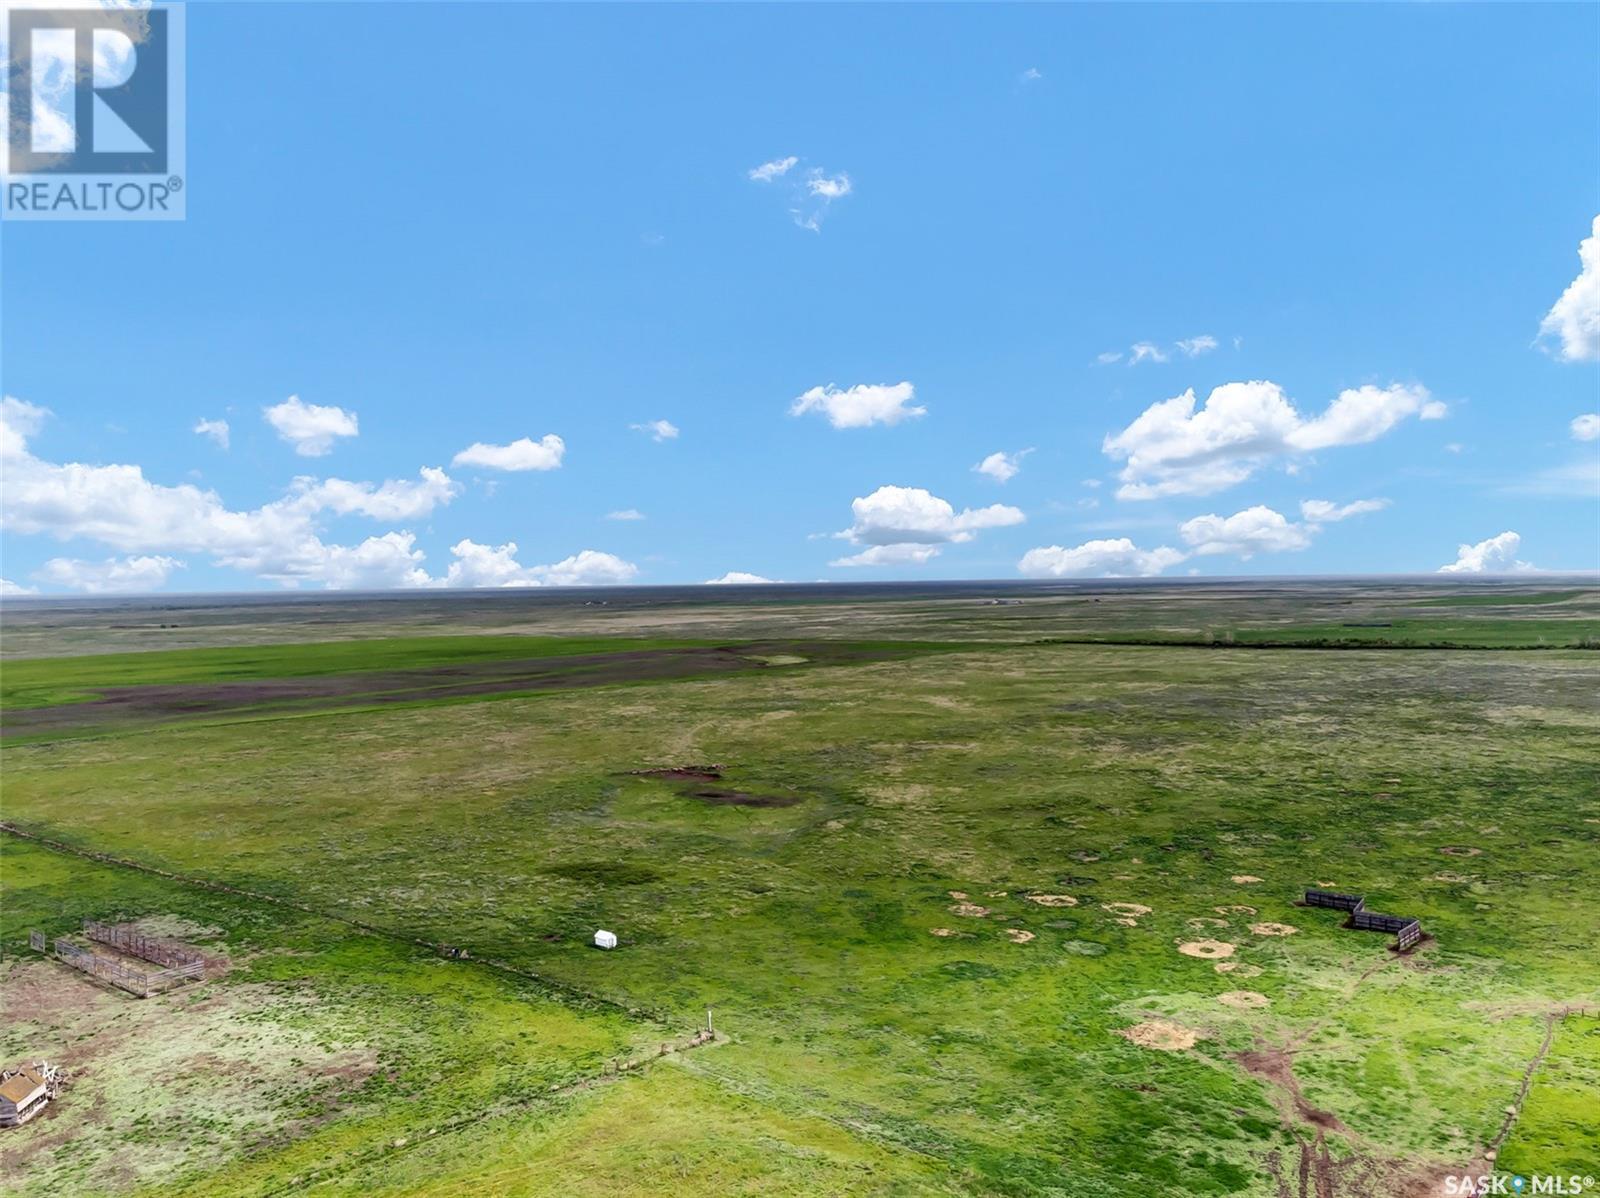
593,929 -> 618,950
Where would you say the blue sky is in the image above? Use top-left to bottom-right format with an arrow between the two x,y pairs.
3,1 -> 1598,593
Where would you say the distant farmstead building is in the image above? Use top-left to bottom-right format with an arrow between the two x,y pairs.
593,930 -> 618,950
0,1066 -> 50,1127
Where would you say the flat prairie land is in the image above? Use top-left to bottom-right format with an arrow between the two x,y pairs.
2,582 -> 1598,1197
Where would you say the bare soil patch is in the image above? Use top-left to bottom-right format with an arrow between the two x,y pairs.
632,765 -> 724,782
1231,875 -> 1264,884
4,641 -> 913,738
1117,1019 -> 1200,1051
1102,902 -> 1151,917
949,902 -> 990,918
1027,894 -> 1078,907
1250,922 -> 1299,937
1439,845 -> 1482,857
1214,960 -> 1262,977
1004,929 -> 1035,944
1236,1044 -> 1350,1134
1178,939 -> 1236,959
1218,990 -> 1270,1009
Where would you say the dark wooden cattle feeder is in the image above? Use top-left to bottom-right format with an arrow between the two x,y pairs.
1302,890 -> 1425,952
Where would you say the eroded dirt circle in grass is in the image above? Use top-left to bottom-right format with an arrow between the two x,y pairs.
929,927 -> 958,937
1249,922 -> 1298,937
1027,894 -> 1078,907
1102,902 -> 1152,918
1005,929 -> 1035,944
1178,939 -> 1236,959
949,902 -> 991,918
1218,990 -> 1270,1009
1116,1019 -> 1200,1051
1230,875 -> 1264,884
948,890 -> 969,900
1188,917 -> 1229,930
1215,961 -> 1262,977
1215,905 -> 1257,916
1439,845 -> 1483,857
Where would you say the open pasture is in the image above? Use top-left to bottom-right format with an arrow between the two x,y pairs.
2,583 -> 1598,1196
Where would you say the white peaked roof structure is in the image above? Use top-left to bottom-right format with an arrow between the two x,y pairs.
593,929 -> 618,950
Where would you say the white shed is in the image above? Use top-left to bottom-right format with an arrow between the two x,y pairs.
593,929 -> 618,950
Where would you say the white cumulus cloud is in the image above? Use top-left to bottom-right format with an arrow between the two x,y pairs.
793,168 -> 852,230
630,419 -> 679,442
286,468 -> 460,521
451,434 -> 565,472
705,571 -> 775,585
1179,505 -> 1313,558
749,156 -> 852,230
973,449 -> 1031,483
806,170 -> 851,200
1176,335 -> 1218,358
606,509 -> 645,521
0,397 -> 457,591
841,485 -> 1024,546
1128,341 -> 1169,366
263,396 -> 359,457
1017,538 -> 1185,578
1,578 -> 38,597
791,382 -> 925,429
441,542 -> 639,589
748,156 -> 798,182
1104,380 -> 1438,499
1438,531 -> 1534,574
1571,413 -> 1600,442
830,485 -> 1023,570
1,396 -> 49,459
34,554 -> 183,594
1299,497 -> 1389,523
539,549 -> 638,586
1539,215 -> 1600,362
830,543 -> 943,568
193,418 -> 230,449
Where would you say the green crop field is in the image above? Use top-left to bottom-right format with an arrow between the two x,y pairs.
3,583 -> 1598,1197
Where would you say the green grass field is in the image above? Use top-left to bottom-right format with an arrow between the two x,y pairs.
3,584 -> 1597,1196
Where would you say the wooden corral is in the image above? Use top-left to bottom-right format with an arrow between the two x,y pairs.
48,920 -> 205,998
84,921 -> 204,971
